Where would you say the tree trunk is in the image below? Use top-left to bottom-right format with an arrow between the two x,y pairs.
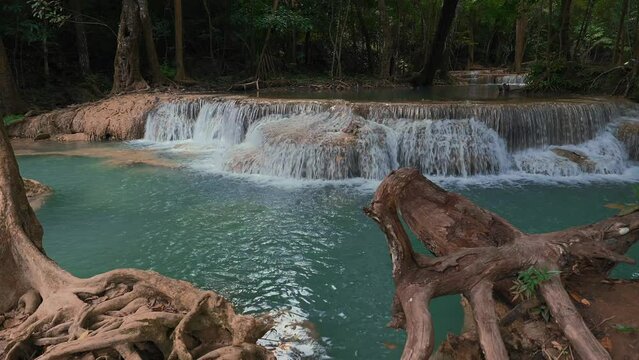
355,1 -> 374,74
202,0 -> 215,65
625,0 -> 639,96
0,118 -> 273,360
42,37 -> 49,81
412,0 -> 459,86
0,37 -> 26,115
377,0 -> 392,79
112,0 -> 148,93
573,0 -> 594,60
365,168 -> 638,359
514,7 -> 528,72
613,0 -> 629,65
558,0 -> 573,59
70,0 -> 91,76
173,0 -> 189,81
136,0 -> 167,85
256,0 -> 280,79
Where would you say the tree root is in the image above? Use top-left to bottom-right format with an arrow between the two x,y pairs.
365,168 -> 639,359
0,102 -> 273,359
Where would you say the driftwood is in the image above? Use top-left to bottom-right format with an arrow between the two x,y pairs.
0,123 -> 273,359
228,78 -> 260,92
365,168 -> 639,360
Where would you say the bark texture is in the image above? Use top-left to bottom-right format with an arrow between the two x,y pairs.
412,0 -> 459,86
136,0 -> 167,85
0,122 -> 272,359
112,0 -> 148,94
365,168 -> 639,360
174,0 -> 189,82
70,0 -> 91,77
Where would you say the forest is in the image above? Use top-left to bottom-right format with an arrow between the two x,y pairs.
2,0 -> 639,116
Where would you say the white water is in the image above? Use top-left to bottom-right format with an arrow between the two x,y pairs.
141,98 -> 639,183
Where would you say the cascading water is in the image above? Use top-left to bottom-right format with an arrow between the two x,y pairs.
224,110 -> 397,180
141,97 -> 639,181
394,119 -> 510,177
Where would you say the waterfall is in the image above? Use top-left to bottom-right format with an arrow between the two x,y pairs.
224,111 -> 396,180
363,102 -> 621,150
145,98 -> 328,145
513,133 -> 628,176
144,100 -> 203,142
142,96 -> 639,181
393,119 -> 510,177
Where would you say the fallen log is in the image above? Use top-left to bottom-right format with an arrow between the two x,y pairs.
0,125 -> 273,359
365,168 -> 639,360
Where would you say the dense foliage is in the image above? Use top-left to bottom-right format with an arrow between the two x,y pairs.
0,0 -> 638,111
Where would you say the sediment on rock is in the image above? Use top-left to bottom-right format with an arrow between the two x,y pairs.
6,93 -> 214,141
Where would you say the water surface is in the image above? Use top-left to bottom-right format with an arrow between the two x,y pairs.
17,154 -> 638,359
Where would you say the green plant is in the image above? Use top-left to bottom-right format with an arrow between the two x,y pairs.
613,324 -> 638,334
510,266 -> 560,301
530,305 -> 551,322
3,114 -> 25,126
161,62 -> 176,79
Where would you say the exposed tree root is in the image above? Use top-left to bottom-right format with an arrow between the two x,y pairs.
0,121 -> 273,359
365,168 -> 639,360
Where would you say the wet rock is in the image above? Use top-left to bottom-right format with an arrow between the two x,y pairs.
551,148 -> 596,173
22,178 -> 53,211
55,132 -> 89,142
617,120 -> 639,160
6,93 -> 207,141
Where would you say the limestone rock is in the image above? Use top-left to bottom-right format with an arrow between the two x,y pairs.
551,148 -> 596,173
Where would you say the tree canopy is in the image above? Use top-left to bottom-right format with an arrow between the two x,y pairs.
0,0 -> 638,112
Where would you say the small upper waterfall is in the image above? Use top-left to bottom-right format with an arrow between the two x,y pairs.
142,96 -> 638,181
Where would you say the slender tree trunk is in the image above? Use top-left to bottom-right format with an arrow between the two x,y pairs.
202,0 -> 214,64
355,3 -> 374,74
136,0 -> 166,84
70,0 -> 91,76
625,1 -> 639,96
514,6 -> 528,72
412,0 -> 459,86
559,0 -> 573,59
573,0 -> 594,60
0,37 -> 26,115
378,0 -> 392,79
112,0 -> 148,93
256,0 -> 280,79
467,11 -> 474,69
174,0 -> 188,81
42,37 -> 49,81
304,31 -> 311,66
613,0 -> 629,65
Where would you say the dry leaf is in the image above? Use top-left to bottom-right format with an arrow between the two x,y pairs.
600,336 -> 613,352
551,340 -> 563,350
383,341 -> 397,350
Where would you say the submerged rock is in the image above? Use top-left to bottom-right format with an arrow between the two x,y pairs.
33,133 -> 50,141
23,178 -> 52,211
